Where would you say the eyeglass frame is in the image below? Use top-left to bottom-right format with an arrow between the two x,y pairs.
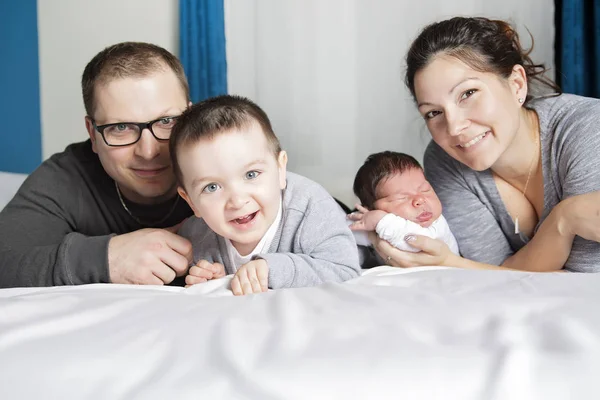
90,116 -> 180,147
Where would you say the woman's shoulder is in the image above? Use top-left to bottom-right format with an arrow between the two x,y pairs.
531,94 -> 600,156
423,140 -> 464,176
530,93 -> 600,128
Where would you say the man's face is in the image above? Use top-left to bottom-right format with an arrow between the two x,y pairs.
85,69 -> 188,204
177,124 -> 287,256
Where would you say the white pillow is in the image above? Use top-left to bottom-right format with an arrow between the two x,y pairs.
0,171 -> 27,211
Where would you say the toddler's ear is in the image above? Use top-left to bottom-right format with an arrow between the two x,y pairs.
277,151 -> 288,189
177,187 -> 202,218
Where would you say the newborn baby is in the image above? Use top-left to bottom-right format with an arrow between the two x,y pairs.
349,151 -> 459,255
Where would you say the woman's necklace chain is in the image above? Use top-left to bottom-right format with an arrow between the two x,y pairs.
514,124 -> 540,235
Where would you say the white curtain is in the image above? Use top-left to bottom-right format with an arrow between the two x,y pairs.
225,0 -> 554,206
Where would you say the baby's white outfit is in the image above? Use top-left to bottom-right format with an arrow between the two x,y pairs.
375,213 -> 460,255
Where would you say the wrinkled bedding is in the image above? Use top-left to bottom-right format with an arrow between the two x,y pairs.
1,266 -> 600,399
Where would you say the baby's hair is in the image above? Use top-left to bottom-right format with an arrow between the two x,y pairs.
353,151 -> 422,210
169,94 -> 281,185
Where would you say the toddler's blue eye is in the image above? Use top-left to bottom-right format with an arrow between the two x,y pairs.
203,183 -> 220,193
246,170 -> 260,180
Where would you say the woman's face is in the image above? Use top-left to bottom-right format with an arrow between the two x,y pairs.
413,55 -> 525,171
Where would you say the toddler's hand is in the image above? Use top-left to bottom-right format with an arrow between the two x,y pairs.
185,260 -> 226,287
348,204 -> 387,232
231,259 -> 269,296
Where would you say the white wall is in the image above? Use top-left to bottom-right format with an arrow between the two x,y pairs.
225,0 -> 555,206
36,1 -> 554,207
37,0 -> 179,159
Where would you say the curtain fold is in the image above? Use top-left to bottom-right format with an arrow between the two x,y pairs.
560,0 -> 600,98
180,0 -> 227,103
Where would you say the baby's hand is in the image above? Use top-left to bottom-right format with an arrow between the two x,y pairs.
185,260 -> 226,287
348,204 -> 387,232
231,259 -> 269,296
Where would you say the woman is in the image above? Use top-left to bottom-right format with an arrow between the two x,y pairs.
372,16 -> 600,272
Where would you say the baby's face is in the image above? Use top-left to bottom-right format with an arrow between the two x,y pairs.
373,168 -> 442,228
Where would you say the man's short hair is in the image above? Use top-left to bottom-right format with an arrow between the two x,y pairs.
81,42 -> 190,117
169,94 -> 282,185
353,151 -> 422,210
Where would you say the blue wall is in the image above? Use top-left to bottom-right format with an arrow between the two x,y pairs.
0,0 -> 42,173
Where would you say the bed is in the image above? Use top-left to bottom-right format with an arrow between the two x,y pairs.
1,266 -> 600,399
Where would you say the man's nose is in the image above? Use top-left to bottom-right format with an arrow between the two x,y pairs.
133,128 -> 161,160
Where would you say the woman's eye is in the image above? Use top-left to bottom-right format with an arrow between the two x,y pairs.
245,170 -> 260,180
202,183 -> 220,193
424,110 -> 441,120
460,89 -> 477,100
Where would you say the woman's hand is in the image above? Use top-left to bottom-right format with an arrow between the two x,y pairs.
369,232 -> 453,268
556,191 -> 600,242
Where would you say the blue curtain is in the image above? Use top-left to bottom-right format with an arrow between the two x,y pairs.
179,0 -> 228,103
0,0 -> 42,173
559,0 -> 600,98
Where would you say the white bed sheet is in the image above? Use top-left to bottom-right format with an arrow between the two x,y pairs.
1,267 -> 600,399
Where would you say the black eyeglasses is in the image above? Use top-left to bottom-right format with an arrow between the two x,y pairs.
91,116 -> 179,147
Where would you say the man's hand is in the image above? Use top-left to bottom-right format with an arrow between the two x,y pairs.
185,260 -> 226,287
108,227 -> 193,285
231,259 -> 269,296
348,204 -> 387,232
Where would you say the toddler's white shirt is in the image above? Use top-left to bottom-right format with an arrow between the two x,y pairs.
225,199 -> 283,271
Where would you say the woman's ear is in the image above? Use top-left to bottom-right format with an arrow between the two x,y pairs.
509,64 -> 528,104
177,186 -> 202,218
277,150 -> 288,190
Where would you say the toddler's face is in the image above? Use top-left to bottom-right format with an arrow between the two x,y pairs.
373,168 -> 442,228
177,123 -> 287,255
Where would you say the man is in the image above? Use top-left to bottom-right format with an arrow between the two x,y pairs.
0,42 -> 194,287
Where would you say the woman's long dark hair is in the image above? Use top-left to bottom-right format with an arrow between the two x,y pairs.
405,17 -> 561,104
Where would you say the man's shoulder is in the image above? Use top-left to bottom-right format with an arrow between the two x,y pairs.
21,140 -> 99,190
31,140 -> 97,179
